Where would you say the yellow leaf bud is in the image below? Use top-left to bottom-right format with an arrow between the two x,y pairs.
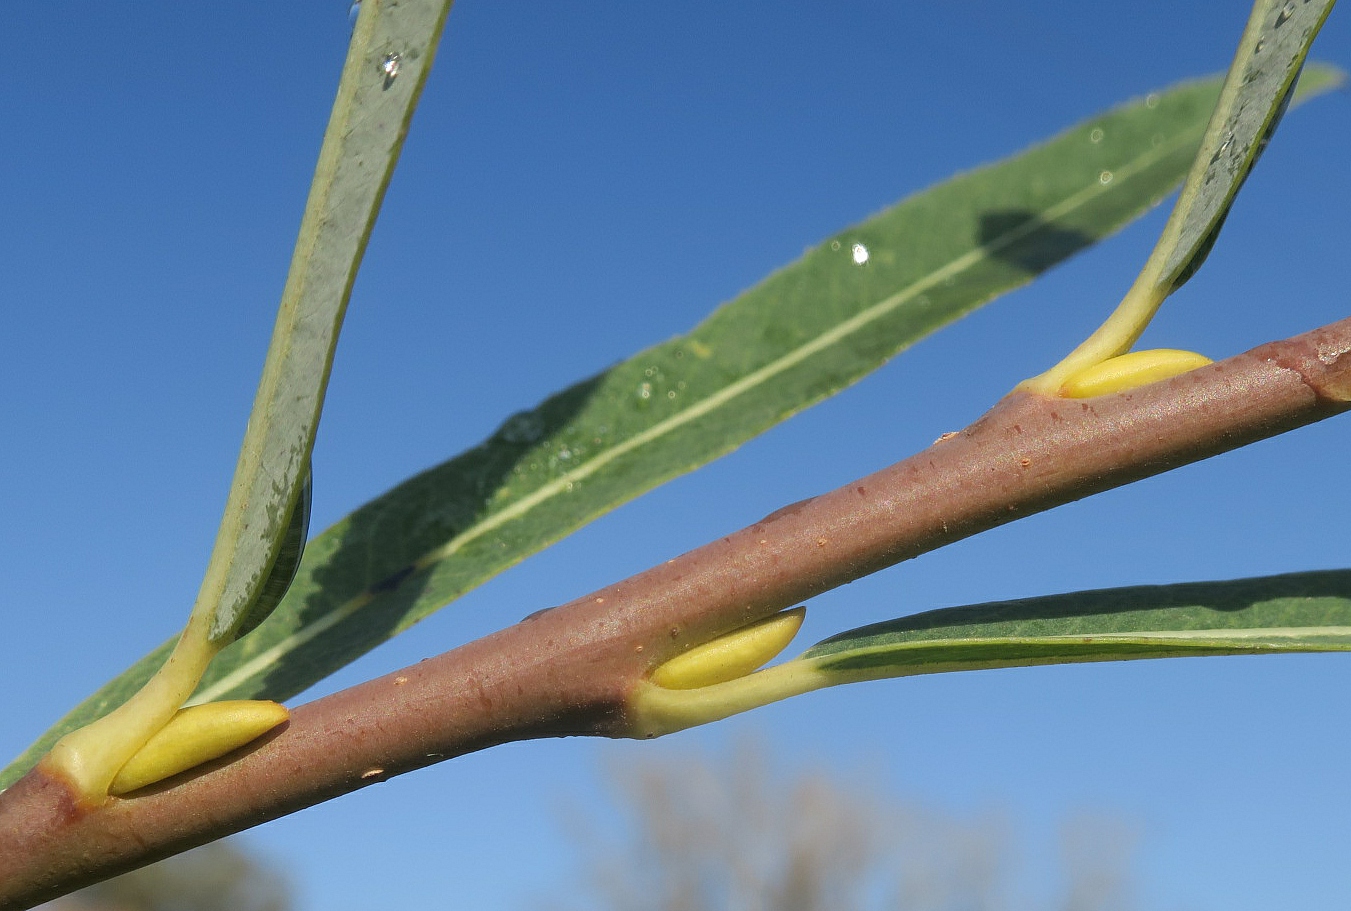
650,608 -> 806,690
109,700 -> 288,796
1059,348 -> 1212,398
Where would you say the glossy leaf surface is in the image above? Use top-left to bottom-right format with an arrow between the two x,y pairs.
804,569 -> 1351,677
198,0 -> 454,646
5,66 -> 1341,789
1026,3 -> 1339,392
630,570 -> 1351,738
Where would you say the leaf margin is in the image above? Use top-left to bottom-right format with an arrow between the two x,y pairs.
4,64 -> 1344,791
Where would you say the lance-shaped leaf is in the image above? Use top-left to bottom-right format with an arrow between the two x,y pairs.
631,569 -> 1351,735
1029,0 -> 1338,392
4,65 -> 1343,791
1157,0 -> 1336,292
24,0 -> 456,801
199,0 -> 454,647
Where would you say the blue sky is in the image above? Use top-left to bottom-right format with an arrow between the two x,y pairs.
2,2 -> 1349,909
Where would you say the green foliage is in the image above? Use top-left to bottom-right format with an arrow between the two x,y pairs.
196,0 -> 454,647
1158,0 -> 1337,292
1028,12 -> 1343,392
6,0 -> 462,806
0,69 -> 1263,789
804,569 -> 1351,677
632,571 -> 1351,735
178,71 -> 1276,708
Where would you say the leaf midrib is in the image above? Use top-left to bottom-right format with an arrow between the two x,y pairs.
807,625 -> 1351,662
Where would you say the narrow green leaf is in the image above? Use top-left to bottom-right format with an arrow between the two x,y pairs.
202,72 -> 1267,703
630,570 -> 1351,738
4,66 -> 1341,789
1028,1 -> 1338,390
1157,0 -> 1336,292
803,569 -> 1351,675
195,0 -> 454,646
4,0 -> 458,801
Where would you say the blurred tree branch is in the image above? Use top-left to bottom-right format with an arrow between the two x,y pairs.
538,742 -> 1139,911
42,841 -> 289,911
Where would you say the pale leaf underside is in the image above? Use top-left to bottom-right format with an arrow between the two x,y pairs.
3,65 -> 1343,790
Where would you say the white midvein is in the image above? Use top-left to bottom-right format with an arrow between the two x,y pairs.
825,626 -> 1351,660
193,125 -> 1198,705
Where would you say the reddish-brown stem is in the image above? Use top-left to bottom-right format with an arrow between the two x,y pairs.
2,317 -> 1348,909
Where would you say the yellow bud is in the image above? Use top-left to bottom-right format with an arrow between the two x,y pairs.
109,700 -> 288,796
650,607 -> 806,690
1059,348 -> 1212,398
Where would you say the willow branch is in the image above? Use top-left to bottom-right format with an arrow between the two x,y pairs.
2,316 -> 1348,910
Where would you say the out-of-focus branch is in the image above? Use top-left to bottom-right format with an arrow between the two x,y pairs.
2,316 -> 1348,910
